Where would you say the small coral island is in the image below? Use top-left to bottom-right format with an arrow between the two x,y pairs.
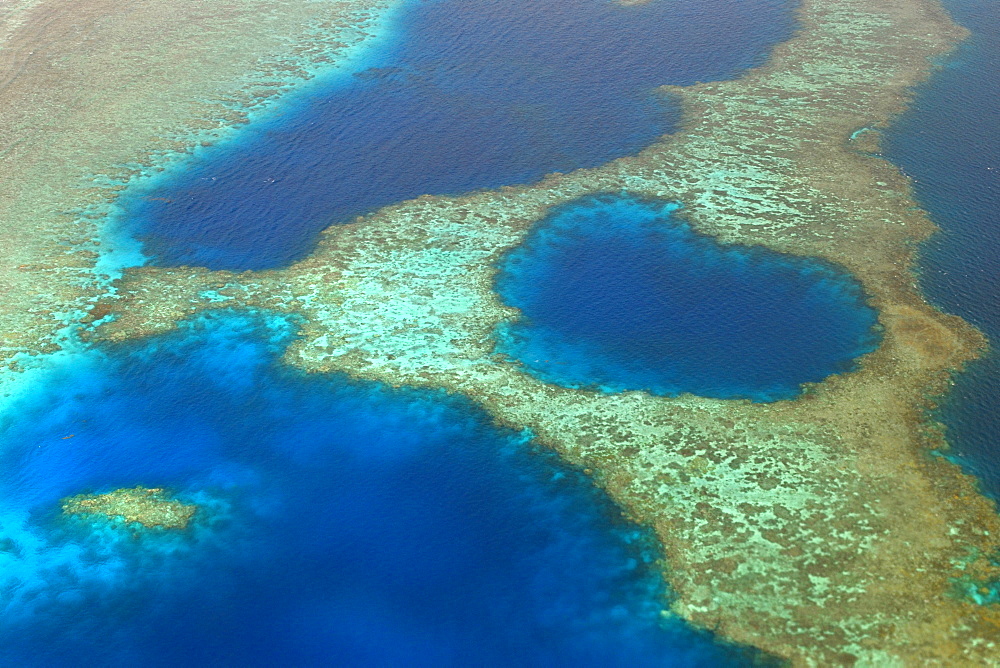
61,486 -> 196,530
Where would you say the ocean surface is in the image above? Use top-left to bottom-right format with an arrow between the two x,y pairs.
120,0 -> 795,270
882,0 -> 1000,496
494,195 -> 880,401
0,312 -> 771,667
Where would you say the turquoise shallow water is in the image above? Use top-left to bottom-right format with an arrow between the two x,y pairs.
0,312 -> 773,666
882,0 -> 1000,496
494,195 -> 881,401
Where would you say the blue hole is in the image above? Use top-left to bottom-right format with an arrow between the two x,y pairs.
494,195 -> 882,401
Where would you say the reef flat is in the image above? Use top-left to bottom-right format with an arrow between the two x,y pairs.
0,0 -> 392,395
62,486 -> 196,529
93,0 -> 1000,663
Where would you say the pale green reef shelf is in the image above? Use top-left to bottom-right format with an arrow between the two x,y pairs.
4,0 -> 1000,664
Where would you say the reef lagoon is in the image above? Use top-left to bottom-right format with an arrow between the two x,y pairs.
119,0 -> 794,270
495,195 -> 880,401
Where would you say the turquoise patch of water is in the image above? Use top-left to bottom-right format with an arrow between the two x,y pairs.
0,311 -> 773,666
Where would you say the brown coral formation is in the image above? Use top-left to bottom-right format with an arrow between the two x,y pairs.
62,486 -> 196,529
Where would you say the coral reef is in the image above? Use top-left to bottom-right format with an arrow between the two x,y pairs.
61,486 -> 196,530
4,0 -> 999,662
92,0 -> 1000,662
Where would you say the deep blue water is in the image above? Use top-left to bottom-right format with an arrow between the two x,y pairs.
494,195 -> 882,402
120,0 -> 795,270
882,0 -> 1000,496
0,313 -> 771,667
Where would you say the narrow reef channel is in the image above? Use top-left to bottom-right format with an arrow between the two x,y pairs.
882,0 -> 1000,499
494,195 -> 881,401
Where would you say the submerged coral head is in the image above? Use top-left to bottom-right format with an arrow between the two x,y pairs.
61,486 -> 197,530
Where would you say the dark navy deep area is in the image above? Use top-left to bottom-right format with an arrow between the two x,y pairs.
494,196 -> 881,402
120,0 -> 795,270
0,313 -> 770,667
882,0 -> 1000,495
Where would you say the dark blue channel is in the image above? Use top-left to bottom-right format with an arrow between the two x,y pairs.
120,0 -> 795,270
0,313 -> 773,667
882,0 -> 1000,495
494,195 -> 882,401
